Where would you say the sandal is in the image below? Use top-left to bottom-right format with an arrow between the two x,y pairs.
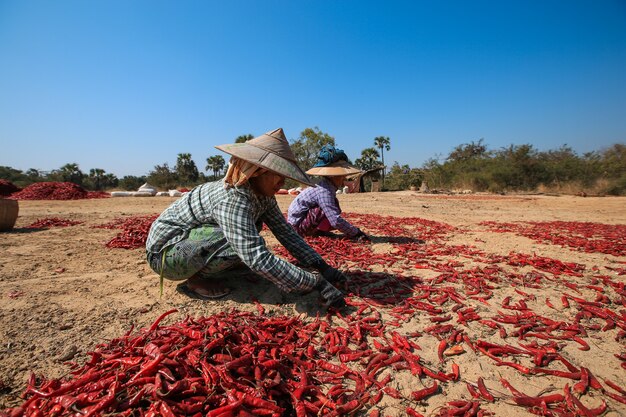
176,282 -> 231,300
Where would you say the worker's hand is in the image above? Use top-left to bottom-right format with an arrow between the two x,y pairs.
311,260 -> 348,287
321,266 -> 348,287
354,229 -> 371,242
315,277 -> 346,310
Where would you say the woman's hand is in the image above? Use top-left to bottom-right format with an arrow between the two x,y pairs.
315,277 -> 346,310
354,229 -> 371,242
311,260 -> 348,287
321,266 -> 347,286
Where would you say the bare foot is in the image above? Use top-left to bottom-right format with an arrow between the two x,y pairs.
186,275 -> 230,299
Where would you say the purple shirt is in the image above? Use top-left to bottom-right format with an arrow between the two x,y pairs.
287,178 -> 360,237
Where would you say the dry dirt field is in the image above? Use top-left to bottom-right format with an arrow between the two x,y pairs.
1,192 -> 625,416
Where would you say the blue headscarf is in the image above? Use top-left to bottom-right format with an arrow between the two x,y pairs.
313,145 -> 350,167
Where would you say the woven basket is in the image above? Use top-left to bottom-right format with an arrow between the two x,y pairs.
0,199 -> 19,232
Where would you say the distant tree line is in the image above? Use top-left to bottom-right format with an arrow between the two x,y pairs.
411,141 -> 626,196
2,129 -> 624,195
0,152 -> 227,192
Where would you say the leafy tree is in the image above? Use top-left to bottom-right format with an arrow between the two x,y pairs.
538,145 -> 583,187
25,169 -> 42,180
421,156 -> 449,189
118,175 -> 146,191
355,147 -> 381,171
83,168 -> 118,190
147,163 -> 178,189
206,155 -> 226,180
290,127 -> 336,169
51,163 -> 84,185
447,139 -> 488,163
599,143 -> 626,178
384,162 -> 423,190
0,166 -> 46,187
0,166 -> 24,182
374,136 -> 391,187
197,172 -> 209,183
103,173 -> 118,189
176,153 -> 199,185
492,144 -> 542,190
235,134 -> 254,143
87,168 -> 106,190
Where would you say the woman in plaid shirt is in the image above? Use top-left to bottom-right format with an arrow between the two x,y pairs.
146,128 -> 346,308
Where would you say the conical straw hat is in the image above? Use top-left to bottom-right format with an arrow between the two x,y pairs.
215,128 -> 315,186
306,160 -> 363,177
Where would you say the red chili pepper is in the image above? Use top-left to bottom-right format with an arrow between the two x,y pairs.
564,384 -> 606,417
513,394 -> 565,407
82,380 -> 121,417
411,381 -> 438,401
605,378 -> 626,395
605,391 -> 626,405
572,336 -> 590,351
406,407 -> 425,417
206,398 -> 243,417
224,354 -> 253,370
149,309 -> 178,332
573,367 -> 590,394
477,377 -> 495,402
382,386 -> 402,399
235,392 -> 283,413
466,382 -> 480,399
437,339 -> 447,362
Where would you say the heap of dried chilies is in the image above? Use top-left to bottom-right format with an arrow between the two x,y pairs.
9,182 -> 109,200
26,218 -> 83,229
92,215 -> 158,249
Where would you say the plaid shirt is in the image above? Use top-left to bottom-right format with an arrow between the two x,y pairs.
146,179 -> 323,293
287,178 -> 360,237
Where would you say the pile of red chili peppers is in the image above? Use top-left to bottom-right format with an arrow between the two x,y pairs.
26,218 -> 83,229
9,182 -> 109,200
3,212 -> 625,417
92,215 -> 158,249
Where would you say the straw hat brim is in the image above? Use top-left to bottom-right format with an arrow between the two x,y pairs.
215,143 -> 315,186
306,160 -> 363,177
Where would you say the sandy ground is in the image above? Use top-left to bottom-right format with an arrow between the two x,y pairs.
0,192 -> 625,416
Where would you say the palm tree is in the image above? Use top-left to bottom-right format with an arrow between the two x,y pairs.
57,163 -> 84,185
176,153 -> 199,184
206,155 -> 226,179
89,168 -> 106,190
355,147 -> 381,171
374,136 -> 391,187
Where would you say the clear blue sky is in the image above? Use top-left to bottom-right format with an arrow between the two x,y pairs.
1,0 -> 625,177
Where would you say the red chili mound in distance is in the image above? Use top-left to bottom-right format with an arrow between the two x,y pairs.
9,182 -> 110,200
26,217 -> 83,229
